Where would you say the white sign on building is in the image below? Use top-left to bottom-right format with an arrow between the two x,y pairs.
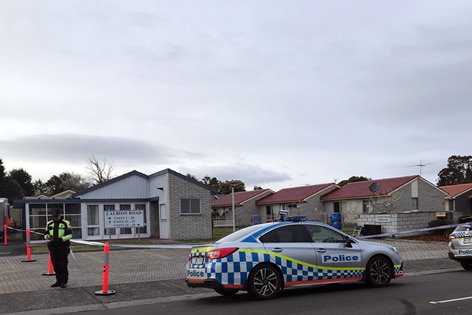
375,214 -> 392,223
104,210 -> 144,228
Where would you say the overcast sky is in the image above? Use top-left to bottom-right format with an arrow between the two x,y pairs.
1,0 -> 471,191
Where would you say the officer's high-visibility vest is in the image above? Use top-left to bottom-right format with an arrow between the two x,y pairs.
44,219 -> 72,243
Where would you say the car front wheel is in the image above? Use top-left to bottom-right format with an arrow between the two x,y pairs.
365,256 -> 392,287
460,261 -> 472,270
247,264 -> 282,300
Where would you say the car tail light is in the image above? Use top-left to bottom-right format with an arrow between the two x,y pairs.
449,234 -> 455,242
206,247 -> 238,259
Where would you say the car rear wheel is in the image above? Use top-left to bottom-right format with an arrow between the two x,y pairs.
247,264 -> 282,300
460,261 -> 472,270
214,288 -> 239,296
365,256 -> 392,287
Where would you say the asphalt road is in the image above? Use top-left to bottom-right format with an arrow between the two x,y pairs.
64,271 -> 472,315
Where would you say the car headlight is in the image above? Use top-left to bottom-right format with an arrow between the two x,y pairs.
389,246 -> 399,254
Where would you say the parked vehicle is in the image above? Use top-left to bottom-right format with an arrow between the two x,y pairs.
448,223 -> 472,270
186,220 -> 404,299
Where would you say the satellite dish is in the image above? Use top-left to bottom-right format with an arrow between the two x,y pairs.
369,182 -> 379,193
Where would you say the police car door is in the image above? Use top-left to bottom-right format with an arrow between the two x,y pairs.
307,225 -> 363,279
260,225 -> 316,267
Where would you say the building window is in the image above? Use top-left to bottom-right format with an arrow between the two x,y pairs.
412,198 -> 418,210
181,198 -> 200,214
65,203 -> 81,238
363,200 -> 370,214
29,204 -> 47,241
87,205 -> 100,236
287,203 -> 297,209
334,202 -> 341,213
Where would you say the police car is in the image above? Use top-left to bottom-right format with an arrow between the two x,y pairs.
185,220 -> 403,299
448,223 -> 472,270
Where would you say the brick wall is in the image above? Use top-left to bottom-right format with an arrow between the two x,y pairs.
357,211 -> 448,235
168,174 -> 212,240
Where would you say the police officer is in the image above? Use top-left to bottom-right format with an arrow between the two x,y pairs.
44,209 -> 72,288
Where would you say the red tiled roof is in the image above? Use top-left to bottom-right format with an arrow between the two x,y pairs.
439,183 -> 472,199
256,183 -> 335,205
211,189 -> 273,207
321,176 -> 418,201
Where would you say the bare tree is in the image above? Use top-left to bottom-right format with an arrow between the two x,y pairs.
86,156 -> 114,184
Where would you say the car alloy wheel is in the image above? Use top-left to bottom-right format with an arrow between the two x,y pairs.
365,256 -> 392,287
247,264 -> 282,299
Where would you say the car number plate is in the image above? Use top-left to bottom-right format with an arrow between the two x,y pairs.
192,256 -> 204,265
464,238 -> 472,244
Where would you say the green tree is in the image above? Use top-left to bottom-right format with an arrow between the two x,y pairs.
186,173 -> 198,181
33,179 -> 49,196
187,174 -> 247,193
45,175 -> 64,195
45,172 -> 91,195
437,155 -> 472,186
201,175 -> 220,191
4,177 -> 23,204
0,159 -> 6,196
8,168 -> 34,196
58,172 -> 91,192
337,176 -> 371,187
219,180 -> 246,194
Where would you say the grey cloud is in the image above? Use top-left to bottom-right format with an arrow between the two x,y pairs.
0,134 -> 172,164
188,163 -> 292,189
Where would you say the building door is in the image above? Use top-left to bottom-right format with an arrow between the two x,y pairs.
159,203 -> 169,239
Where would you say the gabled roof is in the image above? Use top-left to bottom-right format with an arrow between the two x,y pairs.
321,175 -> 418,201
439,183 -> 472,199
51,190 -> 76,199
256,183 -> 336,205
149,168 -> 219,194
71,168 -> 218,198
211,189 -> 274,207
71,170 -> 148,197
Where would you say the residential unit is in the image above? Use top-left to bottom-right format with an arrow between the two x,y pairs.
256,183 -> 338,223
13,169 -> 218,242
321,176 -> 447,224
211,189 -> 274,227
440,183 -> 472,216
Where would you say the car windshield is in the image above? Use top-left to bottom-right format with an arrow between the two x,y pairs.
216,225 -> 266,243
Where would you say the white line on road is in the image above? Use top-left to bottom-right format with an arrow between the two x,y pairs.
430,296 -> 472,304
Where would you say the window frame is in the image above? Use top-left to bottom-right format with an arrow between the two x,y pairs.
180,198 -> 201,215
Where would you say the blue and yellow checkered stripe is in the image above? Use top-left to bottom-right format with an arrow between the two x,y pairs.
452,231 -> 472,238
190,249 -> 367,286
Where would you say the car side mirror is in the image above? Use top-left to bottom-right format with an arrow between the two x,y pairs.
345,237 -> 353,248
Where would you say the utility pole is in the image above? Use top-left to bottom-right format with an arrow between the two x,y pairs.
231,185 -> 235,232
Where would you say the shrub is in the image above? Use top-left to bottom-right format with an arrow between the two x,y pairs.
428,219 -> 454,235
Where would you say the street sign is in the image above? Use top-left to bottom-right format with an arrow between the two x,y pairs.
104,210 -> 144,228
